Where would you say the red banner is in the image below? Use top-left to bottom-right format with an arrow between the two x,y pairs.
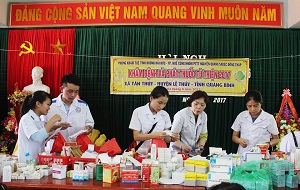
7,29 -> 75,97
9,1 -> 283,27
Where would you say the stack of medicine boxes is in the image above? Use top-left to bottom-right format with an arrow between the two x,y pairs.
270,160 -> 298,188
208,157 -> 233,187
184,159 -> 209,187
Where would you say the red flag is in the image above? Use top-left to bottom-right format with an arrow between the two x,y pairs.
7,29 -> 75,97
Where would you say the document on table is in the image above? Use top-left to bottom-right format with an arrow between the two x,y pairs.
44,127 -> 62,146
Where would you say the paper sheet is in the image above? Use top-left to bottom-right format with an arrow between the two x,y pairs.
44,127 -> 62,146
68,129 -> 88,140
163,130 -> 173,136
54,121 -> 73,125
125,155 -> 142,167
98,153 -> 111,164
188,155 -> 207,160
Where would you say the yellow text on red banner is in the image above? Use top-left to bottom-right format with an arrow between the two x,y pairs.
9,1 -> 283,27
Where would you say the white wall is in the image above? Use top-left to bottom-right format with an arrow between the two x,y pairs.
288,0 -> 300,28
0,0 -> 8,27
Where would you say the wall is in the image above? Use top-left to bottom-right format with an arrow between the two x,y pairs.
0,0 -> 8,27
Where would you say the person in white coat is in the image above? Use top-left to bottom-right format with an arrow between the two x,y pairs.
42,73 -> 94,142
129,86 -> 178,154
170,90 -> 209,155
280,131 -> 300,154
18,91 -> 66,163
231,90 -> 279,156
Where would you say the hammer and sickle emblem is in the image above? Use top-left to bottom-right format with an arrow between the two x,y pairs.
19,41 -> 35,56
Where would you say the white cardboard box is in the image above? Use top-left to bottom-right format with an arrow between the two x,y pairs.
52,165 -> 67,179
208,172 -> 231,181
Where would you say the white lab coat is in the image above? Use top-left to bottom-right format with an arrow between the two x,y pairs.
129,103 -> 171,152
170,107 -> 208,152
18,110 -> 45,163
42,94 -> 94,141
280,131 -> 300,153
231,109 -> 279,155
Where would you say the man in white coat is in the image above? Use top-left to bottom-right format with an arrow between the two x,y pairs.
42,73 -> 94,143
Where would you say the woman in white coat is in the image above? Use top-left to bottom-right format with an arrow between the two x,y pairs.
231,90 -> 279,156
128,86 -> 179,154
170,90 -> 209,155
18,91 -> 64,163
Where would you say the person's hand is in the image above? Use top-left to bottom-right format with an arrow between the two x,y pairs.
48,131 -> 59,139
52,122 -> 72,130
193,149 -> 203,156
181,144 -> 192,153
49,114 -> 61,124
170,132 -> 180,142
59,122 -> 72,130
84,126 -> 93,135
239,138 -> 248,148
152,131 -> 167,139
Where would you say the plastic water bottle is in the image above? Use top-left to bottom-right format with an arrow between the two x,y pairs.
25,152 -> 35,165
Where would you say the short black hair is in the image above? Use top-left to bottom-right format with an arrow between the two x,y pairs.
186,90 -> 209,107
245,90 -> 263,104
62,73 -> 81,87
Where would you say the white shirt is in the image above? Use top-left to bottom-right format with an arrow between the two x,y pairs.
170,107 -> 208,152
42,94 -> 94,141
18,110 -> 46,163
129,103 -> 171,152
280,131 -> 300,153
231,109 -> 279,155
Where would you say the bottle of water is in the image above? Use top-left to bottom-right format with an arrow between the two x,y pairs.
25,152 -> 35,165
25,152 -> 31,164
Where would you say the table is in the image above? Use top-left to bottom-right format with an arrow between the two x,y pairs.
3,176 -> 204,190
3,176 -> 298,190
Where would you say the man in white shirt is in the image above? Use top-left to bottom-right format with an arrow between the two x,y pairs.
42,73 -> 94,142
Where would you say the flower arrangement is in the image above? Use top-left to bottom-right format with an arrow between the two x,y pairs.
275,103 -> 300,150
8,90 -> 32,107
0,131 -> 16,153
2,108 -> 18,133
0,109 -> 18,153
277,103 -> 300,136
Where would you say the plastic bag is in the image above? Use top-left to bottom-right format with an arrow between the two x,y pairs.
88,129 -> 100,143
98,138 -> 122,157
127,141 -> 137,151
76,134 -> 93,153
50,133 -> 66,153
95,134 -> 107,146
151,138 -> 167,148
